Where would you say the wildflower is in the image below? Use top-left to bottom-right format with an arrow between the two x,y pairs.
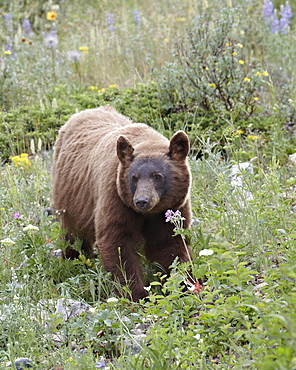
199,249 -> 214,256
237,43 -> 244,48
67,50 -> 81,62
78,46 -> 88,51
263,70 -> 269,76
4,44 -> 15,58
238,60 -> 244,64
263,0 -> 274,22
279,1 -> 292,34
163,38 -> 169,42
233,129 -> 244,135
133,10 -> 141,29
23,224 -> 39,232
46,11 -> 57,21
4,13 -> 13,31
187,281 -> 202,293
98,88 -> 106,93
243,77 -> 251,82
22,18 -> 32,35
106,13 -> 115,32
88,86 -> 98,90
165,209 -> 182,222
21,37 -> 32,45
106,297 -> 118,303
254,97 -> 259,101
108,84 -> 117,88
11,154 -> 31,168
256,71 -> 262,76
209,83 -> 216,88
14,212 -> 20,219
0,238 -> 16,245
247,134 -> 261,140
96,357 -> 108,369
43,28 -> 58,49
232,51 -> 237,55
225,42 -> 232,46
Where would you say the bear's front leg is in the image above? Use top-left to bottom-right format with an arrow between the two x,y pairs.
94,210 -> 147,301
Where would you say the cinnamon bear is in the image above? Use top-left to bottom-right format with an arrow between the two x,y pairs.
52,106 -> 192,301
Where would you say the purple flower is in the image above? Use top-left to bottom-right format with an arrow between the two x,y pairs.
263,0 -> 293,34
270,13 -> 280,33
22,18 -> 32,35
165,209 -> 182,222
263,0 -> 274,23
106,13 -> 115,32
279,1 -> 292,34
43,27 -> 58,49
4,13 -> 13,30
133,10 -> 141,29
95,357 -> 107,368
14,212 -> 20,219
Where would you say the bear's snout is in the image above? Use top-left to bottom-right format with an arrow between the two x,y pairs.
135,196 -> 150,211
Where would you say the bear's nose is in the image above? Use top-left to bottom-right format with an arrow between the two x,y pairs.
135,196 -> 150,210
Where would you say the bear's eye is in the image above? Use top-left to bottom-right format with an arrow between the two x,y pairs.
153,173 -> 164,182
131,174 -> 138,183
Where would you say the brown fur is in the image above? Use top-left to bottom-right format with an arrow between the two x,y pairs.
52,106 -> 192,301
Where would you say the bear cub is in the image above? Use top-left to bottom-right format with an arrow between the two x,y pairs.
52,106 -> 192,301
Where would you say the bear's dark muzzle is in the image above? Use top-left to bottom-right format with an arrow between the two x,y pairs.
135,196 -> 150,211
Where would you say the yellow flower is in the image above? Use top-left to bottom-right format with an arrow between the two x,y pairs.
263,71 -> 269,76
98,88 -> 106,93
163,38 -> 169,42
233,129 -> 244,136
247,134 -> 261,140
243,77 -> 251,82
46,11 -> 57,21
239,60 -> 244,64
225,42 -> 232,47
255,71 -> 262,76
108,84 -> 117,88
209,83 -> 216,88
11,154 -> 31,168
254,97 -> 259,101
78,46 -> 89,51
88,86 -> 98,90
232,51 -> 237,55
237,43 -> 244,48
4,50 -> 11,55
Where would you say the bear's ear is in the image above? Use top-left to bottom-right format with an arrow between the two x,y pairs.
117,135 -> 134,164
168,131 -> 189,161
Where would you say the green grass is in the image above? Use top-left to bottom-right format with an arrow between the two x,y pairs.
1,0 -> 296,368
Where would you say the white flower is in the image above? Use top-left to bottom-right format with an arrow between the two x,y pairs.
106,297 -> 118,303
67,50 -> 81,62
199,249 -> 214,257
23,224 -> 39,232
0,238 -> 16,245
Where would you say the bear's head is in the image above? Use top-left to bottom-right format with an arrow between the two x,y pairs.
116,131 -> 191,214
